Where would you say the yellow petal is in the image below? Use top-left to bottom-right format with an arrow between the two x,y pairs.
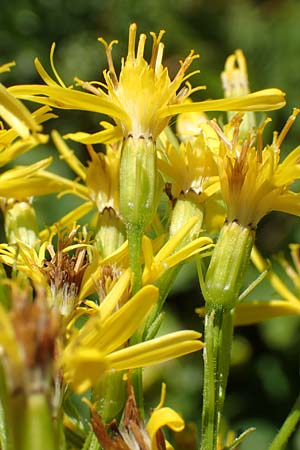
159,88 -> 286,118
98,269 -> 131,321
0,84 -> 41,136
63,348 -> 108,393
147,407 -> 184,450
106,330 -> 204,370
64,127 -> 122,144
234,300 -> 300,326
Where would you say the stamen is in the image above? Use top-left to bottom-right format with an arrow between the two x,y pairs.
50,43 -> 66,88
150,30 -> 165,68
174,51 -> 199,82
231,114 -> 244,147
74,248 -> 86,274
224,54 -> 235,75
256,117 -> 272,162
181,69 -> 201,84
235,49 -> 247,77
137,33 -> 147,60
155,42 -> 164,73
75,78 -> 102,96
176,86 -> 189,100
209,120 -> 232,149
97,38 -> 119,81
128,23 -> 137,60
276,107 -> 300,148
188,84 -> 207,95
47,244 -> 56,259
240,136 -> 251,163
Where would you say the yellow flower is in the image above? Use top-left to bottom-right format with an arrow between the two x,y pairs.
234,245 -> 300,325
210,109 -> 300,227
61,282 -> 204,393
10,24 -> 285,145
158,135 -> 220,202
142,216 -> 213,285
0,227 -> 92,317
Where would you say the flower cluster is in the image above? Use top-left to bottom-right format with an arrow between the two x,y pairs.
0,23 -> 299,450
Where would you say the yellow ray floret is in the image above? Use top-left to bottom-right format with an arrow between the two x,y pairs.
61,283 -> 204,393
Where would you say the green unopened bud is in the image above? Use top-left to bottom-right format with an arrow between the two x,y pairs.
95,208 -> 126,258
169,196 -> 204,245
204,221 -> 255,311
3,200 -> 39,246
119,136 -> 159,230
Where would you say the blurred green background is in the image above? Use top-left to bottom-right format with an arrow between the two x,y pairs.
2,0 -> 300,449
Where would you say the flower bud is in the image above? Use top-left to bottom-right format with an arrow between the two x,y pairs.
169,196 -> 204,246
204,221 -> 255,311
3,200 -> 39,247
95,208 -> 126,258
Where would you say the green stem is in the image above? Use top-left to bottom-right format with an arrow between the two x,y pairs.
127,223 -> 145,417
22,393 -> 56,450
0,365 -> 13,450
267,395 -> 300,450
201,309 -> 234,450
127,223 -> 143,294
201,221 -> 255,450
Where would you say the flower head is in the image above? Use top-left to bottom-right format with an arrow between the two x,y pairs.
10,25 -> 286,145
0,284 -> 59,394
210,109 -> 300,227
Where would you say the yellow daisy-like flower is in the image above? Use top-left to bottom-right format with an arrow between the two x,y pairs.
210,108 -> 300,227
9,24 -> 285,145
